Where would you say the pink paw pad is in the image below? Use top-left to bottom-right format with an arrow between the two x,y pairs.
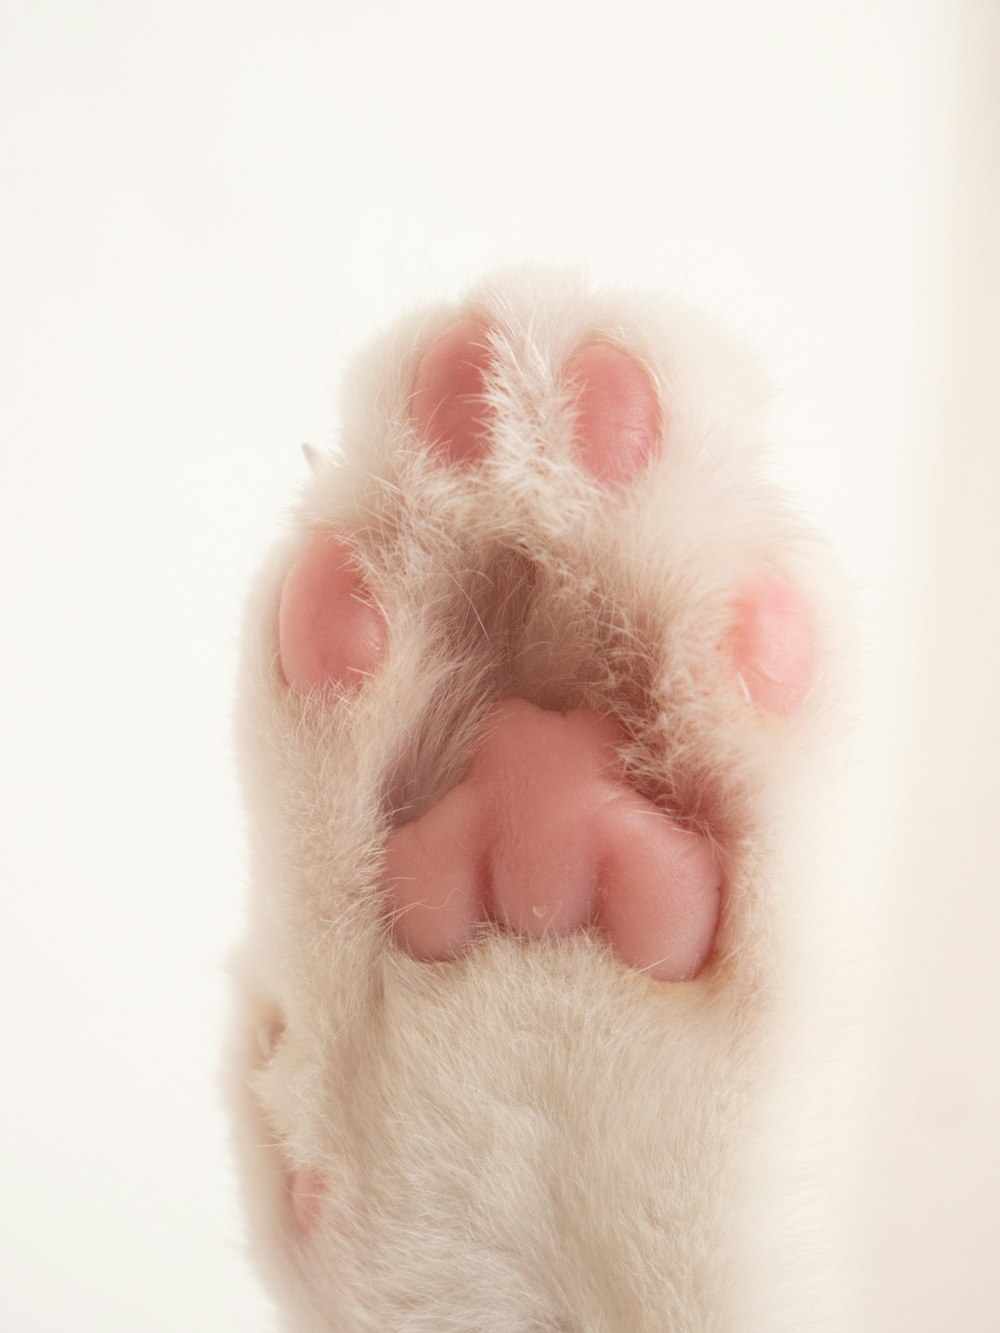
564,342 -> 662,486
409,319 -> 494,465
728,575 -> 815,716
278,534 -> 387,691
384,699 -> 721,983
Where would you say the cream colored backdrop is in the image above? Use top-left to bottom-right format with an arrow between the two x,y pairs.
0,1 -> 996,1328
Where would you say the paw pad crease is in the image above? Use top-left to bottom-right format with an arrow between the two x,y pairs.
384,698 -> 721,982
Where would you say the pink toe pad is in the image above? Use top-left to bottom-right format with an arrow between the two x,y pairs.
564,343 -> 661,486
278,534 -> 387,691
409,320 -> 493,465
729,576 -> 815,716
383,699 -> 721,982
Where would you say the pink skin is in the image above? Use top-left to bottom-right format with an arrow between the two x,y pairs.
384,699 -> 722,983
278,534 -> 387,691
409,319 -> 494,464
728,575 -> 815,716
288,1167 -> 326,1237
409,324 -> 662,483
597,795 -> 724,984
564,342 -> 662,485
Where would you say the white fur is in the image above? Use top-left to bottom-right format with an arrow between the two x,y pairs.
226,270 -> 849,1331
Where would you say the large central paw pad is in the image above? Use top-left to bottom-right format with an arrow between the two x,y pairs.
383,698 -> 722,983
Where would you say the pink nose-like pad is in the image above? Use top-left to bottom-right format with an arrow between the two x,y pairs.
278,534 -> 388,691
564,342 -> 662,486
409,320 -> 494,465
383,699 -> 721,982
728,576 -> 815,716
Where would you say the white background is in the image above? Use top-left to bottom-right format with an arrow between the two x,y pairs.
1,1 -> 997,1329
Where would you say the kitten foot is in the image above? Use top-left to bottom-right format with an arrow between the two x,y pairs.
231,271 -> 832,1333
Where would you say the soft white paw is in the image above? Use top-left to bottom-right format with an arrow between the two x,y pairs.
227,269 -> 837,1332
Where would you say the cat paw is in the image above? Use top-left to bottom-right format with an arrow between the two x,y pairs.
230,271 -> 829,1332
